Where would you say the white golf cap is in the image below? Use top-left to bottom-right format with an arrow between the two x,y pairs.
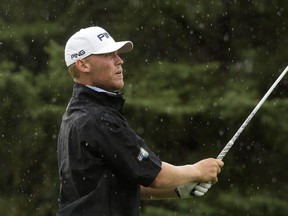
64,26 -> 133,67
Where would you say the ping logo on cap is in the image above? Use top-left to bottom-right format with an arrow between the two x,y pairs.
97,32 -> 110,41
71,49 -> 86,60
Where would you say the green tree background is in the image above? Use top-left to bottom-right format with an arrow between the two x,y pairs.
0,0 -> 288,215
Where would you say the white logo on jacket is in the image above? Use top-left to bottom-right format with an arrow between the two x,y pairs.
137,148 -> 149,161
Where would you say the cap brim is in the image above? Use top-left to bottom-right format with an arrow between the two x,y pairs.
93,41 -> 133,54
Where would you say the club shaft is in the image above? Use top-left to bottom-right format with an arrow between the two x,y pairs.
217,66 -> 288,160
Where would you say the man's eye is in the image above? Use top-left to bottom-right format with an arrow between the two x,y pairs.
104,52 -> 114,57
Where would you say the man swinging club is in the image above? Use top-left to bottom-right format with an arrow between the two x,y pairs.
56,26 -> 224,216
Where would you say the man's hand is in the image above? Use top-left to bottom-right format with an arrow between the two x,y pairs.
175,182 -> 212,198
192,183 -> 212,196
192,158 -> 224,184
174,158 -> 223,199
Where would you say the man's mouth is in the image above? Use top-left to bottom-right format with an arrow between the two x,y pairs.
116,70 -> 123,76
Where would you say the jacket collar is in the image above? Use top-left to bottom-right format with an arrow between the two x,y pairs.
72,82 -> 125,112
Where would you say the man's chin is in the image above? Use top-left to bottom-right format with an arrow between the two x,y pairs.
112,82 -> 124,92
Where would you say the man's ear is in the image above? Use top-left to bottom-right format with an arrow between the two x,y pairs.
75,59 -> 90,73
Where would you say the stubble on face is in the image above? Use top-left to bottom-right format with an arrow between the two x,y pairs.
85,53 -> 125,92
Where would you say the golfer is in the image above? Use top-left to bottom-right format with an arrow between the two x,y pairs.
57,26 -> 224,216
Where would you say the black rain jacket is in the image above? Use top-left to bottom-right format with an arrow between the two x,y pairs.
57,83 -> 162,216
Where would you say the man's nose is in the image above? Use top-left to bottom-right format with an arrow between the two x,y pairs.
115,53 -> 124,65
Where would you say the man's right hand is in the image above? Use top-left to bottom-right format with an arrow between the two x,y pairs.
192,158 -> 224,183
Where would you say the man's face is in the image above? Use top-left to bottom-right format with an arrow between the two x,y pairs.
84,52 -> 125,91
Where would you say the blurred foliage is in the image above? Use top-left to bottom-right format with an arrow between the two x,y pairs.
0,0 -> 288,215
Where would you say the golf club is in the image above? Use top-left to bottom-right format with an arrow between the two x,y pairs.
186,66 -> 288,197
217,65 -> 288,160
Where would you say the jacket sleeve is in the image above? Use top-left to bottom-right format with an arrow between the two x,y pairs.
79,110 -> 162,187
